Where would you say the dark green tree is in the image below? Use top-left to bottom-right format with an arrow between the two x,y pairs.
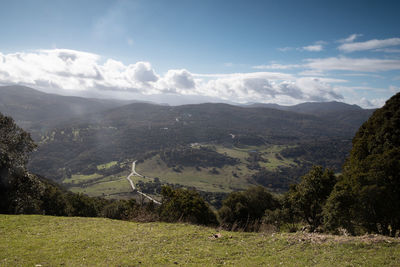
159,185 -> 217,226
323,178 -> 356,234
41,182 -> 69,216
102,199 -> 138,220
287,166 -> 336,232
0,113 -> 37,213
66,193 -> 106,217
218,186 -> 279,231
0,113 -> 36,176
325,93 -> 400,236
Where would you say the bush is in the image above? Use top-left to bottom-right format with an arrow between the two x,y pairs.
102,199 -> 138,220
159,185 -> 217,226
218,186 -> 280,231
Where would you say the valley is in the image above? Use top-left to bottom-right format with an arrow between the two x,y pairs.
0,85 -> 375,203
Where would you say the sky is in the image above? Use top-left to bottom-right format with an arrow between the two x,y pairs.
0,0 -> 400,107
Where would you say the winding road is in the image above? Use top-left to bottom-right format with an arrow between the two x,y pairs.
126,161 -> 161,205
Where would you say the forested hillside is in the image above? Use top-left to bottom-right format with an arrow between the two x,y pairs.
0,86 -> 374,195
28,98 -> 372,194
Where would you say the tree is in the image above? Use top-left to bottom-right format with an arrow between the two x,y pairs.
218,186 -> 279,231
322,179 -> 356,234
326,92 -> 400,236
0,113 -> 37,213
287,166 -> 336,232
159,185 -> 217,226
0,113 -> 36,178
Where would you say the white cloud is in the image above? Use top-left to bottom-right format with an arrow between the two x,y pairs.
130,62 -> 158,83
341,73 -> 384,79
357,97 -> 386,108
279,41 -> 326,53
312,78 -> 348,83
277,47 -> 293,52
0,49 -> 160,92
255,56 -> 400,74
302,44 -> 324,52
374,48 -> 400,53
252,63 -> 302,70
163,69 -> 196,91
0,48 -> 349,105
192,72 -> 294,80
338,37 -> 400,52
300,41 -> 326,52
306,57 -> 400,72
297,69 -> 325,76
199,74 -> 343,103
337,33 -> 363,43
336,85 -> 386,93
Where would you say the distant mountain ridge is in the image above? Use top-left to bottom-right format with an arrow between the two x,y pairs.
245,101 -> 366,114
1,85 -> 374,122
0,85 -> 138,137
0,84 -> 375,144
244,101 -> 374,129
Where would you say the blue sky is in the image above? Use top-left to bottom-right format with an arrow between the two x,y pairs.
1,0 -> 400,107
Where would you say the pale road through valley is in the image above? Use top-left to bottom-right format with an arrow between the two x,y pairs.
126,160 -> 161,205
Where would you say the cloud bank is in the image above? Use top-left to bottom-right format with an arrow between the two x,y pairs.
0,49 -> 346,105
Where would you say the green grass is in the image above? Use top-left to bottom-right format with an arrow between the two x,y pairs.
61,144 -> 300,198
1,215 -> 399,266
214,145 -> 250,162
136,155 -> 254,192
97,161 -> 118,170
135,144 -> 300,193
215,144 -> 298,170
62,173 -> 103,185
68,174 -> 132,198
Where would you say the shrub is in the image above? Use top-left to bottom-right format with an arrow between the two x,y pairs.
218,186 -> 279,231
159,185 -> 217,226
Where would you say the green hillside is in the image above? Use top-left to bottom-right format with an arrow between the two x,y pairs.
134,144 -> 298,193
60,143 -> 302,201
1,215 -> 399,266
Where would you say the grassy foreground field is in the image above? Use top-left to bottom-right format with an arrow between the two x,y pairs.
1,215 -> 400,266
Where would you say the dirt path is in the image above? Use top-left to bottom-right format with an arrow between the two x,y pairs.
126,161 -> 161,205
